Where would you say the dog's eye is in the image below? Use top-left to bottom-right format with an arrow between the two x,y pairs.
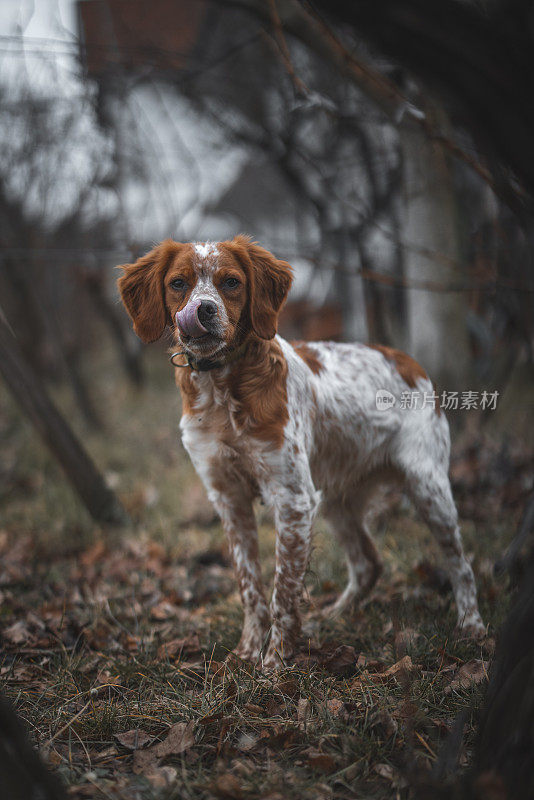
223,277 -> 240,289
170,278 -> 186,291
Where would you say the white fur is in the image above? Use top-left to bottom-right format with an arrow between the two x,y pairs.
193,242 -> 219,265
179,334 -> 484,667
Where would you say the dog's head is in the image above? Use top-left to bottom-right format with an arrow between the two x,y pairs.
117,236 -> 293,358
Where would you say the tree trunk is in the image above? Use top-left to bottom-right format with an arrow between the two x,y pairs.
0,312 -> 127,526
400,103 -> 470,388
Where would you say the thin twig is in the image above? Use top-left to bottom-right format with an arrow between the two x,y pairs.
268,0 -> 310,95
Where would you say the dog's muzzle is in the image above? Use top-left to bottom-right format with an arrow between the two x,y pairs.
176,298 -> 218,338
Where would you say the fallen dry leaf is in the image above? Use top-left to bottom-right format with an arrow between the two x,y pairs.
131,720 -> 194,787
326,697 -> 353,723
96,669 -> 122,686
294,642 -> 359,677
357,653 -> 384,671
264,698 -> 283,717
154,720 -> 195,757
384,655 -> 415,676
133,748 -> 177,789
67,784 -> 94,797
323,645 -> 359,677
1,664 -> 34,682
258,725 -> 299,749
198,711 -> 224,727
236,732 -> 258,751
3,620 -> 32,645
445,659 -> 488,692
352,655 -> 417,687
207,772 -> 245,799
276,677 -> 299,698
243,702 -> 263,716
374,762 -> 395,781
369,709 -> 398,739
327,697 -> 343,716
93,745 -> 118,761
114,729 -> 152,751
157,633 -> 201,661
305,748 -> 337,774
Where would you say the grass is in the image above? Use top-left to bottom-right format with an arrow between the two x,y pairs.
0,339 -> 526,799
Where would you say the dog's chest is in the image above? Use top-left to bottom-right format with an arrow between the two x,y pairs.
179,385 -> 273,491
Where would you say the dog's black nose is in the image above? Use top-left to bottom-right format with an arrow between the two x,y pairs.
197,300 -> 218,325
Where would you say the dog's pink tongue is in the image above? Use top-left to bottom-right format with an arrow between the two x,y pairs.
176,300 -> 207,338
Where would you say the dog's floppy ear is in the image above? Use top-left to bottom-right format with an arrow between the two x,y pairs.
117,240 -> 178,343
232,235 -> 293,340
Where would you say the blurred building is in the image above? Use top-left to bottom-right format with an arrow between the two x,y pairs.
75,0 -> 389,342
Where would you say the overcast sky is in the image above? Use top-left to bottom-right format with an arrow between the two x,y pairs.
1,0 -> 75,38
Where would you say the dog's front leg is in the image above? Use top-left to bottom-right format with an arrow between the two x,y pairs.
264,481 -> 320,668
212,489 -> 270,662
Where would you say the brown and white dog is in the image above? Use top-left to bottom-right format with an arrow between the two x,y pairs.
118,236 -> 484,668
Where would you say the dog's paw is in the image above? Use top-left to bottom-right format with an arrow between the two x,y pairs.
456,612 -> 486,640
262,642 -> 297,671
227,625 -> 270,665
261,649 -> 285,671
227,644 -> 261,665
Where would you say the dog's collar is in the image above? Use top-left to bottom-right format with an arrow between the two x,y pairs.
169,340 -> 249,372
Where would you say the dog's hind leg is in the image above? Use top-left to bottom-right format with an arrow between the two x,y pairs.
403,465 -> 485,637
322,491 -> 383,618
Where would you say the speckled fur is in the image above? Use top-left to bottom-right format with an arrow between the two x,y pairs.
118,237 -> 484,669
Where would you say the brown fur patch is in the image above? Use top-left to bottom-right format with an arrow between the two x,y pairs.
228,338 -> 289,448
369,344 -> 441,416
292,341 -> 324,375
369,344 -> 427,388
117,240 -> 183,343
174,337 -> 289,447
174,357 -> 198,415
224,236 -> 293,340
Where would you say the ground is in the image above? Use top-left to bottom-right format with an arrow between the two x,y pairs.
0,341 -> 531,800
